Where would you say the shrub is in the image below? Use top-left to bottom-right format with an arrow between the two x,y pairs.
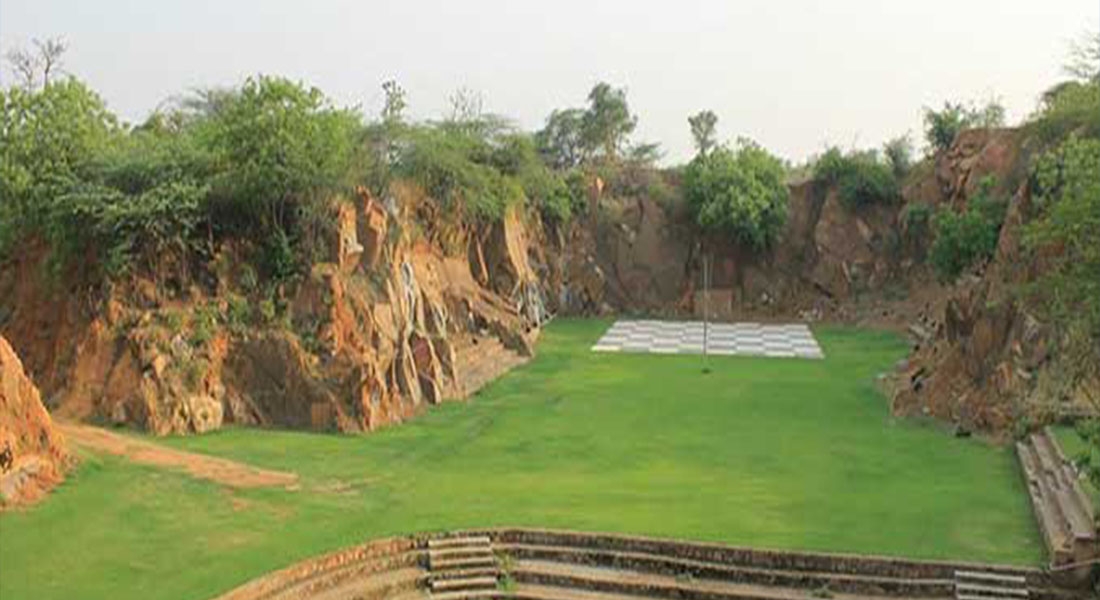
0,79 -> 120,256
923,99 -> 1006,154
812,148 -> 899,209
1028,80 -> 1100,144
198,75 -> 359,238
929,177 -> 1007,282
883,135 -> 914,180
1025,135 -> 1100,338
683,140 -> 788,249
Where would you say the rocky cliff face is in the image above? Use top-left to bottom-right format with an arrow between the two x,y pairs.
889,129 -> 1096,435
0,183 -> 543,435
0,127 -> 1078,438
0,334 -> 70,507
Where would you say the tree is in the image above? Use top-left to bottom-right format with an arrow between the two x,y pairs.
882,134 -> 914,180
923,98 -> 1006,154
1065,31 -> 1100,82
535,108 -> 586,169
682,139 -> 789,249
199,76 -> 359,239
688,110 -> 718,156
381,79 -> 407,125
3,37 -> 67,89
580,82 -> 637,161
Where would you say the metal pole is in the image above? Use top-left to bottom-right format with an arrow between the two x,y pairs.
703,253 -> 710,373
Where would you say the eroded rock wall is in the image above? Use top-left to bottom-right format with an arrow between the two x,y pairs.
0,335 -> 70,507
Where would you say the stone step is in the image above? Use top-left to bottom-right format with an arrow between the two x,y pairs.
499,543 -> 952,596
1017,441 -> 1072,556
432,566 -> 501,581
512,559 -> 909,600
429,536 -> 492,550
428,590 -> 502,600
431,556 -> 499,571
955,571 -> 1027,586
257,551 -> 423,600
304,566 -> 425,600
430,575 -> 500,593
955,582 -> 1028,597
431,547 -> 495,562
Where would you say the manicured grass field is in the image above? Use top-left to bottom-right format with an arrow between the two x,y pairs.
0,319 -> 1042,600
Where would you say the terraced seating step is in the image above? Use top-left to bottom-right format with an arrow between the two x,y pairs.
954,571 -> 1027,586
512,559 -> 904,600
431,575 -> 500,593
432,566 -> 501,581
431,556 -> 500,571
430,536 -> 493,549
498,543 -> 953,596
955,582 -> 1028,598
305,566 -> 425,600
432,547 -> 494,560
428,591 -> 501,600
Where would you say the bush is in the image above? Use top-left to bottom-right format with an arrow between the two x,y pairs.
0,79 -> 120,256
1028,81 -> 1100,144
883,135 -> 914,180
812,148 -> 899,209
929,177 -> 1006,282
683,140 -> 788,249
923,99 -> 1006,154
397,125 -> 524,222
198,75 -> 359,238
1025,135 -> 1100,338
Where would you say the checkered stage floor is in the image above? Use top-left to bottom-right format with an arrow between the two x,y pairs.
591,320 -> 824,359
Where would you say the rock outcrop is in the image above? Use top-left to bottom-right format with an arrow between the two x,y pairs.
0,335 -> 70,507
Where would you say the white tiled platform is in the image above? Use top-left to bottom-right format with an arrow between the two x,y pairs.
591,320 -> 824,359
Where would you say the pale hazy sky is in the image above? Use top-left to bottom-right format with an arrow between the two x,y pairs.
1,1 -> 1097,163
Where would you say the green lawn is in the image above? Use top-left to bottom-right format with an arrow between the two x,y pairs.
0,319 -> 1042,600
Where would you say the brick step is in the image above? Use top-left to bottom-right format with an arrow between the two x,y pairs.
430,536 -> 493,550
955,582 -> 1028,598
511,561 -> 905,600
431,575 -> 500,593
498,543 -> 952,597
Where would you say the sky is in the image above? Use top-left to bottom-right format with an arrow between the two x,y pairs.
1,0 -> 1097,164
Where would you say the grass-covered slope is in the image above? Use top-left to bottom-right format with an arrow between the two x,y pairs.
0,320 -> 1042,600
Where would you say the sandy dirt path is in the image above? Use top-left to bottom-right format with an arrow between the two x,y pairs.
59,423 -> 299,489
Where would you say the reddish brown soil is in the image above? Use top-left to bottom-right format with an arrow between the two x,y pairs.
59,423 -> 298,489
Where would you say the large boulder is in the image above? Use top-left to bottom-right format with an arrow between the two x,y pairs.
0,335 -> 71,507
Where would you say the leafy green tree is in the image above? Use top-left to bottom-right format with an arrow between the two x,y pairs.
198,76 -> 359,236
688,110 -> 718,156
580,82 -> 637,161
535,108 -> 586,169
683,139 -> 788,249
0,78 -> 120,251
